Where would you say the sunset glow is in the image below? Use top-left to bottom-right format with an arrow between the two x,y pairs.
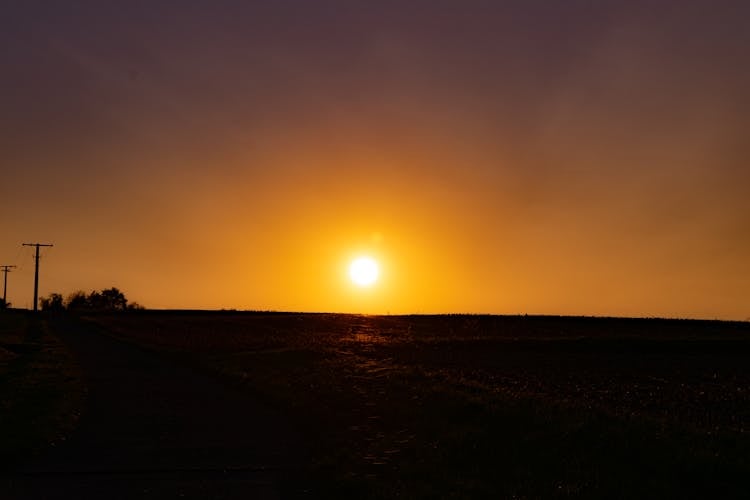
2,2 -> 749,319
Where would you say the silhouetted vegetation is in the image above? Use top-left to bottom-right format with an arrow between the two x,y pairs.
40,288 -> 143,313
39,293 -> 64,312
0,298 -> 9,309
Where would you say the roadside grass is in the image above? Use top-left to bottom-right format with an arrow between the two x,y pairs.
0,312 -> 85,469
87,313 -> 750,498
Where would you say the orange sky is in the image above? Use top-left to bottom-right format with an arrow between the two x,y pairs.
2,1 -> 749,319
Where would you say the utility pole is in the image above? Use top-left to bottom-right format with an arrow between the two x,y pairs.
22,243 -> 53,312
1,265 -> 16,305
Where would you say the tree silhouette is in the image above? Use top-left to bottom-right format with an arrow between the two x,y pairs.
100,287 -> 127,311
87,290 -> 104,310
42,288 -> 140,313
66,291 -> 90,312
40,293 -> 64,312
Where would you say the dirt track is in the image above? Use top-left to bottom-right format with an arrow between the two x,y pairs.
3,319 -> 309,499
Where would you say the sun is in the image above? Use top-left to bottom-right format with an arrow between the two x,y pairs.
349,257 -> 379,287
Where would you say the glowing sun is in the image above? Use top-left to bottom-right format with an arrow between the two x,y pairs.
349,257 -> 379,287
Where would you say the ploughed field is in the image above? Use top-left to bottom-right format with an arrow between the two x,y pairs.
90,312 -> 750,498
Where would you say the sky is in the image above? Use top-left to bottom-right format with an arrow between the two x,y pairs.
2,0 -> 749,319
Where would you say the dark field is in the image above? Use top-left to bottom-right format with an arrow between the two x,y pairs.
83,312 -> 750,498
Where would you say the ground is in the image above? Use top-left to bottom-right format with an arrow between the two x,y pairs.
1,313 -> 308,499
2,311 -> 749,498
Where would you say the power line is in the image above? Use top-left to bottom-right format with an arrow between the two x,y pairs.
22,243 -> 53,312
1,265 -> 16,305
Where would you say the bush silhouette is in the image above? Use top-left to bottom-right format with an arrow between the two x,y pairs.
40,293 -> 64,312
41,288 -> 142,313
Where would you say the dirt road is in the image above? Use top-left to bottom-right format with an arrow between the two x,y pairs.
3,319 -> 309,499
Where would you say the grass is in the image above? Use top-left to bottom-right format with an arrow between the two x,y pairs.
87,312 -> 750,498
0,311 -> 85,469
